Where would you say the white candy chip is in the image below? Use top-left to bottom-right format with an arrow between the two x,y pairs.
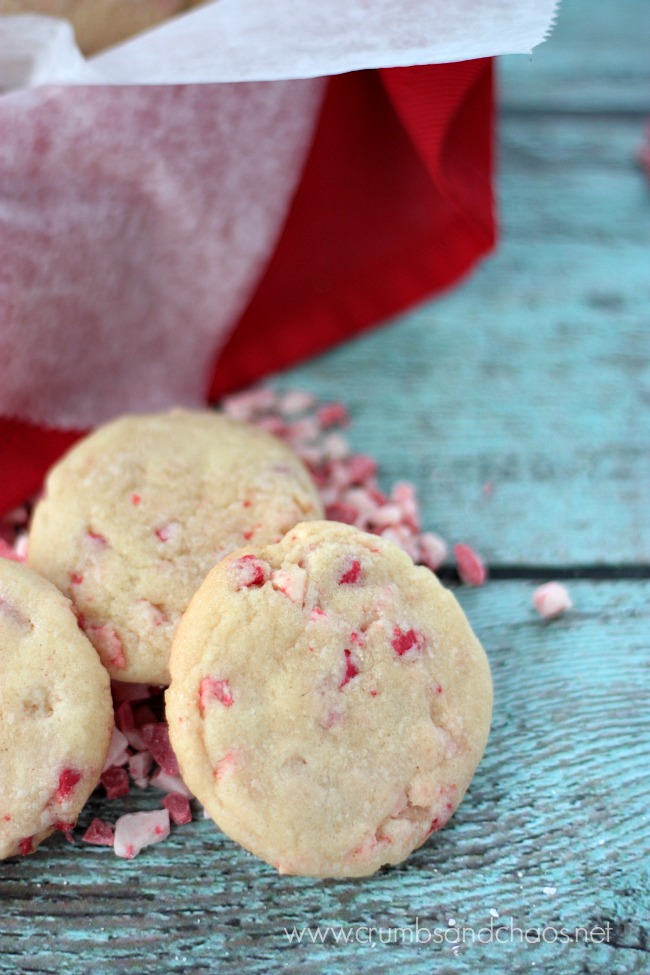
533,582 -> 572,619
113,810 -> 170,859
101,726 -> 130,773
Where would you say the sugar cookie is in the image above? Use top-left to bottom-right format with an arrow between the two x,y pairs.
166,521 -> 492,877
0,558 -> 113,860
28,409 -> 323,685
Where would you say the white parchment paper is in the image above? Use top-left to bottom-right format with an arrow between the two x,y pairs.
0,1 -> 559,428
0,1 -> 560,89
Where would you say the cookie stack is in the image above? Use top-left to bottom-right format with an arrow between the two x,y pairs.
1,408 -> 492,875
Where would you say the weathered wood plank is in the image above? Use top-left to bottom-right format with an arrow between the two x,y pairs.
274,309 -> 649,566
500,115 -> 649,245
501,0 -> 650,113
274,113 -> 649,566
0,581 -> 647,974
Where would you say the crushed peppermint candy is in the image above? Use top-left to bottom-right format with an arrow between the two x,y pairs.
82,818 -> 115,847
78,685 -> 195,855
113,809 -> 170,859
200,676 -> 234,711
454,543 -> 488,587
220,385 -> 474,578
102,727 -> 130,772
0,537 -> 26,563
533,582 -> 573,619
140,723 -> 180,777
149,768 -> 193,799
100,767 -> 130,800
0,383 -> 495,859
163,793 -> 193,826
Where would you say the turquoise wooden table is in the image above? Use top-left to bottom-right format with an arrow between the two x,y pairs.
2,0 -> 649,971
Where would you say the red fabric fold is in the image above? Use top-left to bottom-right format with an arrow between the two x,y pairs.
0,60 -> 496,515
0,421 -> 83,513
209,58 -> 495,396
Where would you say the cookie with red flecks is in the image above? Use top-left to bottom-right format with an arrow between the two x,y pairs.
166,520 -> 492,878
0,558 -> 113,860
27,409 -> 323,686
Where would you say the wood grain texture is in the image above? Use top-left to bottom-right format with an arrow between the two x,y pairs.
273,2 -> 650,567
500,0 -> 650,113
275,295 -> 650,567
0,582 -> 648,974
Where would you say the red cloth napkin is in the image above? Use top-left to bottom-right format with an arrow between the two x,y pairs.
0,58 -> 495,515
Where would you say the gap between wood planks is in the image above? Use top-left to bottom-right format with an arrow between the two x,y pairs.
501,108 -> 649,121
437,564 -> 650,584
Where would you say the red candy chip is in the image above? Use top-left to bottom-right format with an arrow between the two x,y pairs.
454,543 -> 488,586
133,705 -> 159,728
100,767 -> 130,800
391,627 -> 424,657
163,793 -> 192,826
115,700 -> 135,733
200,676 -> 234,711
140,723 -> 180,777
229,554 -> 269,590
83,818 -> 115,847
18,836 -> 34,856
111,681 -> 154,703
325,502 -> 358,525
317,402 -> 349,428
345,454 -> 377,484
56,768 -> 82,802
339,649 -> 360,689
338,558 -> 362,585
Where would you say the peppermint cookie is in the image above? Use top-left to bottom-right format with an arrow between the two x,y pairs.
166,521 -> 492,877
28,409 -> 323,686
0,558 -> 113,860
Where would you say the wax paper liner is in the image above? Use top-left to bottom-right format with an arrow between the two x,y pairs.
0,1 -> 558,511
